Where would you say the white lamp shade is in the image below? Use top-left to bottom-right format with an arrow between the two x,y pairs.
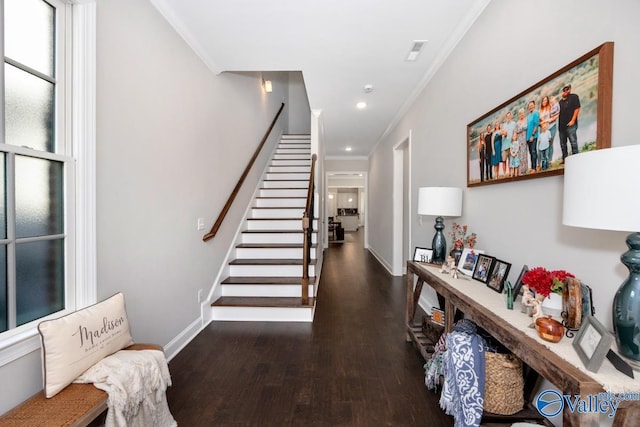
417,187 -> 463,217
563,145 -> 640,232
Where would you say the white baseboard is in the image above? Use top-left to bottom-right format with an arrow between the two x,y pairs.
163,317 -> 206,362
367,247 -> 394,275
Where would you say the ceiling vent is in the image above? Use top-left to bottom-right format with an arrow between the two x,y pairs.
406,40 -> 428,61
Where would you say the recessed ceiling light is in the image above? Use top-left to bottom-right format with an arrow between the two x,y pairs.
363,84 -> 374,93
356,102 -> 367,109
345,147 -> 352,152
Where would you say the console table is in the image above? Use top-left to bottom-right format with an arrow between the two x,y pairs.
405,261 -> 639,427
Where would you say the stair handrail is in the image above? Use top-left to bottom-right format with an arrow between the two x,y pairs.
203,102 -> 285,241
301,153 -> 318,304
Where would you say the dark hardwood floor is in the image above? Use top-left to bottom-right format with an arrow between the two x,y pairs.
166,228 -> 452,426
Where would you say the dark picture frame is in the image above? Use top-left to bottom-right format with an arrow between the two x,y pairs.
512,265 -> 529,300
472,255 -> 495,284
487,259 -> 511,293
572,315 -> 614,373
467,42 -> 613,187
413,247 -> 434,264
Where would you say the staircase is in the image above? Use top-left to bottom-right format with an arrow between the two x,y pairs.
211,134 -> 318,322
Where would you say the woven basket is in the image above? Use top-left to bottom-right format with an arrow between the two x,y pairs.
484,351 -> 524,415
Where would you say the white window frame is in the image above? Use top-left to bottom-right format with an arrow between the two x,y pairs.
0,0 -> 96,367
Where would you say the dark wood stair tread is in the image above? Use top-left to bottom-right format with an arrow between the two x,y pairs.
229,258 -> 316,265
235,243 -> 317,248
255,196 -> 306,199
212,296 -> 315,308
246,217 -> 318,221
221,276 -> 316,285
242,229 -> 316,234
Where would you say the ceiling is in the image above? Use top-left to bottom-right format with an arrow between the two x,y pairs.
150,0 -> 491,158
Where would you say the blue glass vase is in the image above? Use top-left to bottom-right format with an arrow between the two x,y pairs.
613,233 -> 640,362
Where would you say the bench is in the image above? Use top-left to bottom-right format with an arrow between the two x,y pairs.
0,343 -> 162,427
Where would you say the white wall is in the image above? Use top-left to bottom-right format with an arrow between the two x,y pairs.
369,1 -> 640,423
0,0 -> 292,414
288,72 -> 311,134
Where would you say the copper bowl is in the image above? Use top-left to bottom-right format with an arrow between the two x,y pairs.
535,316 -> 564,343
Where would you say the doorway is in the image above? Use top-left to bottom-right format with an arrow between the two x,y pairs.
392,132 -> 411,276
325,172 -> 367,249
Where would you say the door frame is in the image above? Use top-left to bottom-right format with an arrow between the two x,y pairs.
392,131 -> 412,276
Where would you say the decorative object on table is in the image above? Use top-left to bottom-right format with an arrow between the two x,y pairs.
606,350 -> 635,379
530,294 -> 546,325
521,267 -> 575,318
472,254 -> 494,284
512,265 -> 529,302
448,223 -> 477,265
417,187 -> 463,264
466,42 -> 613,187
487,259 -> 511,293
572,315 -> 614,373
457,247 -> 485,276
580,283 -> 595,319
563,144 -> 640,363
561,276 -> 584,337
413,247 -> 433,263
521,285 -> 535,315
505,281 -> 514,310
535,315 -> 565,343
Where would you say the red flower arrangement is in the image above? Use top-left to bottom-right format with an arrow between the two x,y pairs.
521,267 -> 575,298
449,223 -> 477,250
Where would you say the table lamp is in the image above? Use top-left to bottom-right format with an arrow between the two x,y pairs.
562,145 -> 640,362
417,187 -> 463,264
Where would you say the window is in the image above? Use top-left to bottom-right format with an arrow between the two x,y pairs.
0,0 -> 95,364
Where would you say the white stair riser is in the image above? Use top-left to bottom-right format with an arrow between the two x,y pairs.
212,306 -> 314,322
236,247 -> 316,259
281,135 -> 310,140
271,160 -> 311,167
256,198 -> 306,207
242,233 -> 317,244
265,173 -> 309,180
251,208 -> 306,218
273,155 -> 311,161
259,188 -> 308,198
262,181 -> 309,189
268,166 -> 310,173
247,219 -> 318,230
229,264 -> 315,277
273,150 -> 311,155
221,284 -> 314,297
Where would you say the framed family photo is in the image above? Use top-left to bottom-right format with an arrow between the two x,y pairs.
413,247 -> 434,264
487,259 -> 511,293
467,42 -> 613,187
472,255 -> 495,284
457,248 -> 484,276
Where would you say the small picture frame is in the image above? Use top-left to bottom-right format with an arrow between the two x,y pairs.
431,307 -> 445,326
413,247 -> 434,264
487,259 -> 511,293
457,248 -> 485,276
572,315 -> 614,373
472,255 -> 495,284
512,265 -> 529,300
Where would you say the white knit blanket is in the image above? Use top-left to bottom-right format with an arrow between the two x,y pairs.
75,349 -> 177,427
